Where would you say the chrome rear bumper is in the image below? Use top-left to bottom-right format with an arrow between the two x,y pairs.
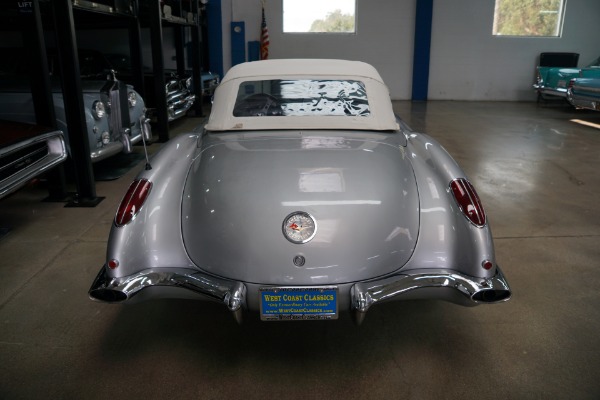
350,267 -> 511,325
89,267 -> 246,324
533,85 -> 568,98
89,266 -> 510,325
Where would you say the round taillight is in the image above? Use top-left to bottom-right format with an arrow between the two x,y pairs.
482,260 -> 493,270
115,179 -> 152,227
450,178 -> 486,227
108,259 -> 120,269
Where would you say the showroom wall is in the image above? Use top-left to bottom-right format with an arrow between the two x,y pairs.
220,0 -> 600,101
428,0 -> 600,101
222,0 -> 416,100
2,1 -> 598,102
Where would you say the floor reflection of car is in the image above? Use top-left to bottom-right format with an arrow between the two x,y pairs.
0,120 -> 67,200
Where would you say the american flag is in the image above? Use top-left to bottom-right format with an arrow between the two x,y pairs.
260,6 -> 270,60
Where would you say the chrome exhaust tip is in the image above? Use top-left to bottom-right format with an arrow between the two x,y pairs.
472,289 -> 511,303
89,288 -> 128,303
88,267 -> 128,303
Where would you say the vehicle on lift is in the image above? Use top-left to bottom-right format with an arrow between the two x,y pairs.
534,55 -> 600,99
197,69 -> 220,98
89,59 -> 511,324
105,52 -> 197,121
106,53 -> 218,116
71,0 -> 135,15
0,76 -> 151,163
16,48 -> 196,124
0,120 -> 67,200
0,48 -> 152,163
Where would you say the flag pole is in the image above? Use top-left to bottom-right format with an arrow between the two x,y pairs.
260,0 -> 270,60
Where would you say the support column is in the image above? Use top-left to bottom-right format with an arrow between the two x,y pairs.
52,0 -> 103,207
149,1 -> 170,142
411,0 -> 434,101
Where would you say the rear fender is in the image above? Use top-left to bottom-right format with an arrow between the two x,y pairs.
404,132 -> 496,279
105,133 -> 201,279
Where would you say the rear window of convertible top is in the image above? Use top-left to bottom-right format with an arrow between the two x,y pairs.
233,79 -> 370,117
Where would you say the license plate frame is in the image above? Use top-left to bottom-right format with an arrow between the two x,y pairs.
259,286 -> 338,321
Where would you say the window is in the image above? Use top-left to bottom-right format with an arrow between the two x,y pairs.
283,0 -> 356,33
493,0 -> 567,37
233,80 -> 370,117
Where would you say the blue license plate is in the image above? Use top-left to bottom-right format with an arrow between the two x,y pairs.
259,287 -> 338,321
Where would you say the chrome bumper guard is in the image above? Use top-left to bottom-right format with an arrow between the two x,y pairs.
89,267 -> 247,324
350,267 -> 511,325
129,117 -> 153,145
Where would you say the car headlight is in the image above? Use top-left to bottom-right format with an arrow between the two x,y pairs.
92,101 -> 106,120
128,91 -> 137,108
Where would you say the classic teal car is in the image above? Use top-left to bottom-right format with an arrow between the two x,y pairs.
567,76 -> 600,111
534,56 -> 600,99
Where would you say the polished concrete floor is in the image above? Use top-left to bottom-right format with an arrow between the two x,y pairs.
1,101 -> 599,399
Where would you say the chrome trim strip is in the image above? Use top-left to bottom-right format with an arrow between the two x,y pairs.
109,86 -> 124,141
533,86 -> 568,98
350,267 -> 511,324
573,85 -> 600,94
0,133 -> 67,199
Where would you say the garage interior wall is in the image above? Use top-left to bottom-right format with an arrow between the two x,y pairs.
222,0 -> 416,100
220,0 -> 600,101
428,0 -> 600,101
2,1 -> 598,102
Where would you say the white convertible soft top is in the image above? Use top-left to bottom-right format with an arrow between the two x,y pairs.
205,59 -> 400,132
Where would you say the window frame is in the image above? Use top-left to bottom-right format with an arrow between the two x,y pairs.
492,0 -> 567,38
282,0 -> 357,34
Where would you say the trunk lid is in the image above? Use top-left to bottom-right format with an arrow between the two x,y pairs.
182,132 -> 419,285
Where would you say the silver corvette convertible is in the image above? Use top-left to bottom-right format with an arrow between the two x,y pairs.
89,59 -> 511,324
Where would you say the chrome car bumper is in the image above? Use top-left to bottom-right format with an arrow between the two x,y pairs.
89,265 -> 511,325
167,94 -> 196,121
0,131 -> 67,199
567,88 -> 600,111
89,267 -> 247,324
533,84 -> 568,98
90,142 -> 123,162
91,117 -> 152,162
350,267 -> 511,325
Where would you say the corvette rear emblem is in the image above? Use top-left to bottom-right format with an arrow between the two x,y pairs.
283,212 -> 317,244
